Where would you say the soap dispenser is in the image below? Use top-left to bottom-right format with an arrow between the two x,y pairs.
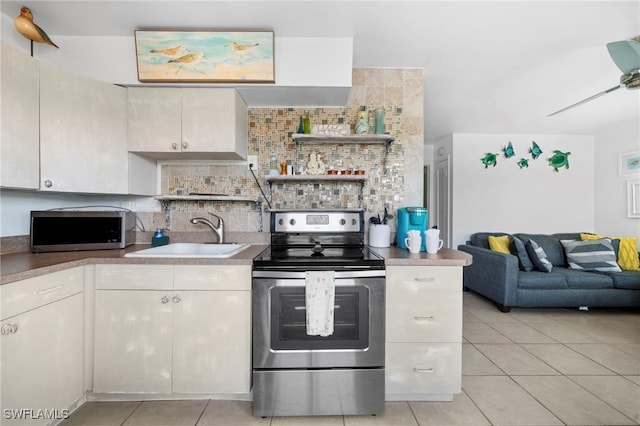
152,228 -> 170,247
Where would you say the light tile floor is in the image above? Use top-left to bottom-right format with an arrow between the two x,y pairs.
61,291 -> 640,426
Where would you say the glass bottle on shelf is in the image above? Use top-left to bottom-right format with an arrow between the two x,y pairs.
269,153 -> 279,175
303,113 -> 311,134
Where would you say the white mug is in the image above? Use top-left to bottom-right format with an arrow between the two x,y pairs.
425,229 -> 444,253
404,235 -> 422,253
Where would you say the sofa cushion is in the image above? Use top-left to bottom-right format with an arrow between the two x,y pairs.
560,238 -> 622,272
511,236 -> 534,272
470,232 -> 510,249
595,271 -> 640,290
517,271 -> 567,289
552,267 -> 614,289
515,234 -> 566,266
581,233 -> 640,271
488,235 -> 511,254
525,239 -> 553,272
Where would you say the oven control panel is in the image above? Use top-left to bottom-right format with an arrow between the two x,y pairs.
272,211 -> 363,233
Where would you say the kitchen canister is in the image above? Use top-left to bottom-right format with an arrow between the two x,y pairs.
369,224 -> 390,248
374,108 -> 385,134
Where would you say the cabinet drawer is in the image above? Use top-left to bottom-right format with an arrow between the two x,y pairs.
386,342 -> 461,395
1,267 -> 84,320
386,266 -> 461,292
174,265 -> 251,290
95,264 -> 173,290
387,291 -> 462,342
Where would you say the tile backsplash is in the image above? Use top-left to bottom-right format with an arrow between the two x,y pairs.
154,68 -> 424,235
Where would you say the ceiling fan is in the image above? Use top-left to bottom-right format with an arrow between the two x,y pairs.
548,36 -> 640,117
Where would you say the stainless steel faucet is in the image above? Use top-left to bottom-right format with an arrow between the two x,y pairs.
190,212 -> 224,243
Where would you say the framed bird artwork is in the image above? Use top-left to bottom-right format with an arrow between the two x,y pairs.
134,30 -> 275,83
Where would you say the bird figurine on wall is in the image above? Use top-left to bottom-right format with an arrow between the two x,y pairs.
14,7 -> 59,49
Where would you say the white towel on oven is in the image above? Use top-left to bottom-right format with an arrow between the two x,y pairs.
305,270 -> 335,337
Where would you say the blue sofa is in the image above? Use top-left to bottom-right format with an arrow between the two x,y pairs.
458,232 -> 640,312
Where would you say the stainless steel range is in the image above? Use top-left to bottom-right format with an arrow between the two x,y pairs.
252,209 -> 386,417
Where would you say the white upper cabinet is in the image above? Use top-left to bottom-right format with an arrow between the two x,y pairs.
128,87 -> 247,160
39,62 -> 129,194
0,44 -> 39,190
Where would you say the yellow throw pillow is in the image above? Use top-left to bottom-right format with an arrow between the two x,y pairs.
581,233 -> 640,271
488,235 -> 511,254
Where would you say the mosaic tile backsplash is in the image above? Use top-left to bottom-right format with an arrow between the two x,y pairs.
156,68 -> 424,235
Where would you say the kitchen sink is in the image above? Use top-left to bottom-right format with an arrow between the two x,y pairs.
124,243 -> 251,258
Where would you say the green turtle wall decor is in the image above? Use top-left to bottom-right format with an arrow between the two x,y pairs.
517,158 -> 529,169
503,142 -> 516,158
530,141 -> 543,159
481,153 -> 499,168
548,150 -> 571,171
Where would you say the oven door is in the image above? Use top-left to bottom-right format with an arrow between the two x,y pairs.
252,270 -> 385,369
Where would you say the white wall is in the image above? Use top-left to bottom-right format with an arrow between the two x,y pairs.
0,190 -> 157,237
594,114 -> 640,241
450,134 -> 595,248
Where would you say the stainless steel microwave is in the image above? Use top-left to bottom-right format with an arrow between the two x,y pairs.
30,210 -> 136,253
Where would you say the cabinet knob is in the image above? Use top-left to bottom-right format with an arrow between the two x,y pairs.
172,142 -> 179,150
173,295 -> 181,304
1,324 -> 17,335
43,179 -> 53,188
182,142 -> 188,150
161,295 -> 170,304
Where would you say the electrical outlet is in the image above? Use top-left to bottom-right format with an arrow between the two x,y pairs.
247,155 -> 258,171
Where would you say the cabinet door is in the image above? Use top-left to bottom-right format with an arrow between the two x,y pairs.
0,44 -> 39,189
172,290 -> 251,393
1,294 -> 83,425
93,290 -> 173,393
39,63 -> 128,194
181,88 -> 247,159
128,87 -> 181,153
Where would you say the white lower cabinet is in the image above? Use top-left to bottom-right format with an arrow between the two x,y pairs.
93,264 -> 251,395
1,268 -> 84,425
385,265 -> 462,401
93,290 -> 173,393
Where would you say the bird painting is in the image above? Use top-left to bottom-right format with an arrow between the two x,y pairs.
14,7 -> 58,49
225,41 -> 259,62
168,52 -> 205,74
150,45 -> 186,57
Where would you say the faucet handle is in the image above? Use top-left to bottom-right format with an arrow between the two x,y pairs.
207,212 -> 224,224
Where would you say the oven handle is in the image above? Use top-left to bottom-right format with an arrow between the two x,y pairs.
294,305 -> 341,310
252,270 -> 385,279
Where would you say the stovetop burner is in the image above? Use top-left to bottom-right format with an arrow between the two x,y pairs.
253,246 -> 385,270
254,209 -> 386,271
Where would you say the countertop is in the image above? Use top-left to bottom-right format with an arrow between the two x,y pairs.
1,244 -> 471,285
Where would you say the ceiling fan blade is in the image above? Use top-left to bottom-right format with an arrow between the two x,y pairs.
607,39 -> 640,75
547,85 -> 622,117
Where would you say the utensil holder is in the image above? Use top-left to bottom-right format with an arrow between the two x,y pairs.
369,224 -> 390,248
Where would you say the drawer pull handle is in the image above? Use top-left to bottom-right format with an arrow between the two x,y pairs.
36,285 -> 63,295
414,315 -> 435,320
414,368 -> 434,373
414,277 -> 436,282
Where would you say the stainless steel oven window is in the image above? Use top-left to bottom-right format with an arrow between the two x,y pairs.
270,286 -> 369,350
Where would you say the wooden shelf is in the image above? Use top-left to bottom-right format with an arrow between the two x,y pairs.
155,195 -> 262,203
291,133 -> 394,145
264,175 -> 367,183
